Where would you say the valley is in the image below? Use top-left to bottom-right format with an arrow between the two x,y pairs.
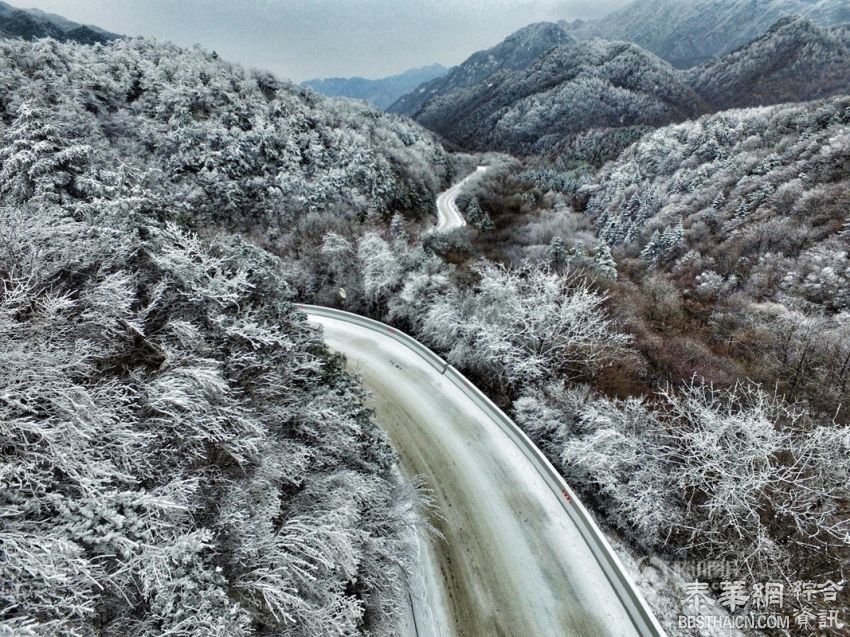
2,1 -> 849,636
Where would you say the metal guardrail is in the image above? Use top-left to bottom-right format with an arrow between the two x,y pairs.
301,304 -> 449,374
297,303 -> 667,637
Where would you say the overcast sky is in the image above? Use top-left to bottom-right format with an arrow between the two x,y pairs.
14,0 -> 630,82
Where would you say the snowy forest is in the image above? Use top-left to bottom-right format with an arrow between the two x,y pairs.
0,37 -> 447,636
311,101 -> 850,633
3,0 -> 850,636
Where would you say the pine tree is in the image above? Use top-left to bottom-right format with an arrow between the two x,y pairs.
479,210 -> 495,231
640,230 -> 662,264
593,244 -> 618,280
466,198 -> 484,226
659,219 -> 684,255
642,221 -> 683,265
390,212 -> 407,242
712,192 -> 725,209
465,198 -> 494,231
548,236 -> 568,268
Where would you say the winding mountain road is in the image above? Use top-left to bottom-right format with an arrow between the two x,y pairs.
434,166 -> 487,231
302,170 -> 664,637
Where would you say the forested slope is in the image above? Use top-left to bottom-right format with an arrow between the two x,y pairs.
0,38 -> 449,237
0,36 -> 443,637
409,39 -> 705,156
569,93 -> 850,563
304,94 -> 850,633
4,18 -> 850,637
395,16 -> 850,162
687,17 -> 850,109
562,0 -> 850,67
587,96 -> 850,407
388,21 -> 574,118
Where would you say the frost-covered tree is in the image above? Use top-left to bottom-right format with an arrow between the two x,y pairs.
0,37 -> 438,633
420,262 -> 630,388
463,197 -> 494,231
655,381 -> 850,581
0,37 -> 449,239
515,377 -> 850,595
389,212 -> 408,242
465,197 -> 483,225
387,256 -> 454,332
547,235 -> 568,269
0,209 -> 418,636
592,244 -> 617,280
357,233 -> 403,308
640,220 -> 684,265
515,384 -> 676,546
0,101 -> 94,204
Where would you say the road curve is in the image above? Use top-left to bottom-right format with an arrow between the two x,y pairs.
301,306 -> 666,637
435,166 -> 488,232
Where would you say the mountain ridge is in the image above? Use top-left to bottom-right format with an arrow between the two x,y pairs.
560,0 -> 850,67
388,21 -> 575,117
392,14 -> 850,159
686,15 -> 850,109
0,1 -> 119,44
407,38 -> 706,155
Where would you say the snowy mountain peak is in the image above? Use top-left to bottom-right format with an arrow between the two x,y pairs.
388,21 -> 573,116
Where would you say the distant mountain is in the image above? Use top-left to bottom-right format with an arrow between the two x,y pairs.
562,0 -> 850,68
406,39 -> 705,156
0,1 -> 118,44
303,64 -> 448,110
686,16 -> 850,109
394,15 -> 850,161
388,21 -> 575,117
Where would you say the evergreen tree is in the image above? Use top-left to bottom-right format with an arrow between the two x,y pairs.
640,230 -> 663,264
593,244 -> 618,280
548,236 -> 568,269
466,198 -> 484,226
479,209 -> 495,231
712,191 -> 725,209
390,212 -> 408,242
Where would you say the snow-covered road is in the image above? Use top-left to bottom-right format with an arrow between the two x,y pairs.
434,166 -> 487,231
304,308 -> 662,636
